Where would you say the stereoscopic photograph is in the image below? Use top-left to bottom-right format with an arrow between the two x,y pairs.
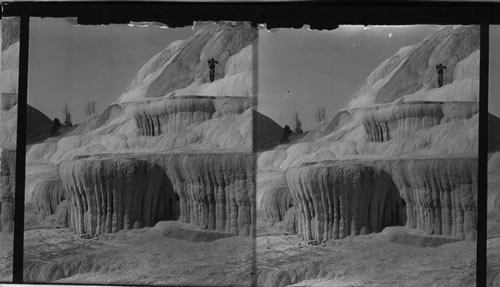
0,14 -> 484,287
16,18 -> 257,285
256,25 -> 479,286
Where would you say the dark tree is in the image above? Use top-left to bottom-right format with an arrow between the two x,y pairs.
294,111 -> 303,134
51,117 -> 62,136
63,103 -> 73,127
85,100 -> 96,117
315,107 -> 327,123
283,124 -> 292,142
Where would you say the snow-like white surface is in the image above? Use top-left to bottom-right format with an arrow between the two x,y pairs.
27,108 -> 258,164
23,24 -> 480,178
454,50 -> 479,81
117,23 -> 256,103
348,45 -> 416,109
259,25 -> 480,172
347,26 -> 479,109
225,44 -> 253,76
1,41 -> 19,95
402,77 -> 478,102
170,71 -> 253,98
0,104 -> 17,147
125,40 -> 185,92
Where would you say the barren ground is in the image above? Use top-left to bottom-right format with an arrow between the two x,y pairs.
0,211 -> 476,287
257,227 -> 475,287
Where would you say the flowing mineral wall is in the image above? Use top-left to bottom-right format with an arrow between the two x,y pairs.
258,173 -> 293,225
32,177 -> 65,220
58,156 -> 179,236
134,97 -> 215,136
151,152 -> 256,236
286,162 -> 404,242
25,164 -> 66,222
133,96 -> 255,136
58,152 -> 255,237
284,156 -> 477,242
361,102 -> 477,142
380,157 -> 477,240
262,184 -> 293,225
258,101 -> 478,172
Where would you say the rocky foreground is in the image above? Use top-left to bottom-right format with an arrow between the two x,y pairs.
0,225 -> 471,286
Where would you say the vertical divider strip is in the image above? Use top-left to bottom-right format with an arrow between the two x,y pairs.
478,23 -> 489,287
251,20 -> 258,287
13,16 -> 29,283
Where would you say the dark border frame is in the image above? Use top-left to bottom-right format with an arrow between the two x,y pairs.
480,24 -> 489,287
13,16 -> 28,284
2,2 -> 500,26
2,1 -> 491,286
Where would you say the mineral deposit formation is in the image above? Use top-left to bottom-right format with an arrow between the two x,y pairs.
380,157 -> 477,241
284,156 -> 477,242
134,96 -> 256,136
58,152 -> 256,237
33,177 -> 66,220
261,180 -> 293,225
152,152 -> 256,236
58,156 -> 179,236
361,102 -> 478,142
286,162 -> 405,242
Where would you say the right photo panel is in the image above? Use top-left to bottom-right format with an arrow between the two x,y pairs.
488,25 -> 500,287
256,25 -> 479,286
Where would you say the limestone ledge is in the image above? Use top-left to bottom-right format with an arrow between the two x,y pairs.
58,151 -> 255,237
134,96 -> 255,136
360,101 -> 478,142
285,155 -> 477,242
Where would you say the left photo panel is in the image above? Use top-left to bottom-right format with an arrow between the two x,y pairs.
0,17 -> 19,282
22,18 -> 257,285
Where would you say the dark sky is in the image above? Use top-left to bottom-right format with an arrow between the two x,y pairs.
258,25 -> 440,130
490,25 -> 500,117
28,18 -> 194,124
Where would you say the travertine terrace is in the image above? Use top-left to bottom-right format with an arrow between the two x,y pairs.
134,96 -> 256,136
258,25 -> 480,248
151,152 -> 256,236
361,102 -> 478,142
58,152 -> 257,237
0,21 -> 484,286
382,157 -> 477,240
286,162 -> 404,242
17,23 -> 267,243
59,156 -> 178,236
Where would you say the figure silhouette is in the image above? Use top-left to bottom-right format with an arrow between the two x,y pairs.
208,58 -> 219,82
436,63 -> 447,87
